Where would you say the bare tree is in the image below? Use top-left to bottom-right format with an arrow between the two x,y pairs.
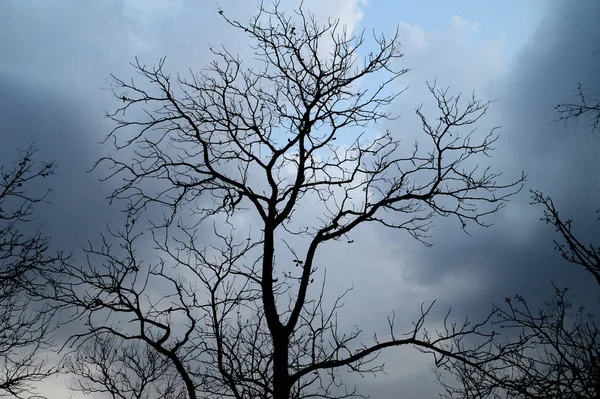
49,3 -> 523,399
63,333 -> 185,399
437,286 -> 600,399
555,82 -> 600,135
555,52 -> 600,134
0,145 -> 63,399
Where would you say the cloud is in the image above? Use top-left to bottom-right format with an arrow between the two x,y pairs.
1,0 -> 599,398
397,22 -> 428,51
303,0 -> 366,31
451,15 -> 479,31
377,0 -> 600,333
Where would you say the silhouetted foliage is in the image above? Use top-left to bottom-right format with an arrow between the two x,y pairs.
0,145 -> 64,399
47,3 -> 523,399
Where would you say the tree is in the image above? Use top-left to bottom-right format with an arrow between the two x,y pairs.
0,145 -> 63,399
437,62 -> 600,399
555,81 -> 600,135
555,52 -> 600,135
48,4 -> 523,399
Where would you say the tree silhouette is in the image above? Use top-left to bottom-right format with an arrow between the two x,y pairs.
555,82 -> 600,135
48,4 -> 523,399
555,52 -> 600,135
438,284 -> 600,399
0,145 -> 64,399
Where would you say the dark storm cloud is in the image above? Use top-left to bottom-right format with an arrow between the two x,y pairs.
388,0 -> 600,317
1,0 -> 599,398
0,70 -> 119,251
0,0 -> 252,252
0,1 -> 142,251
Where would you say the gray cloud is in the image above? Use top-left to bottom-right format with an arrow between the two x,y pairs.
1,1 -> 599,398
405,0 -> 600,311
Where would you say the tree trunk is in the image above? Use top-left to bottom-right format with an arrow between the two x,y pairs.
272,336 -> 290,399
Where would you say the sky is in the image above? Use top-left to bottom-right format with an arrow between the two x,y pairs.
1,1 -> 599,398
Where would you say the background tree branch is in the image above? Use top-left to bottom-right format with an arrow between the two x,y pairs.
0,144 -> 65,399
